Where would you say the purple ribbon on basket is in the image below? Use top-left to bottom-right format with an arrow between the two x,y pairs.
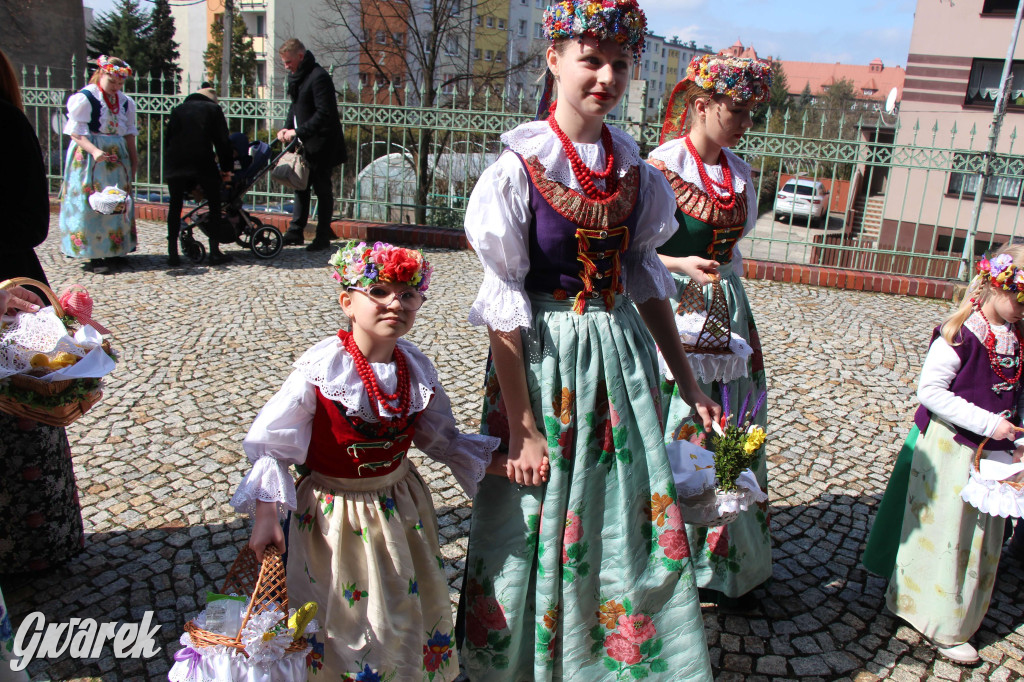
173,645 -> 203,679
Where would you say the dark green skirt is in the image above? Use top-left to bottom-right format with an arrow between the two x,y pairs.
861,425 -> 919,577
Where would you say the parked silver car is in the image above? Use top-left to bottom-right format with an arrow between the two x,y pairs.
774,178 -> 828,225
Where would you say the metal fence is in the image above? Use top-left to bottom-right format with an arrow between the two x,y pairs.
20,62 -> 1024,280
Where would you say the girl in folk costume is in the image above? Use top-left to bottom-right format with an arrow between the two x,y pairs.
232,242 -> 499,681
863,245 -> 1024,665
59,55 -> 138,273
648,55 -> 773,608
459,1 -> 719,679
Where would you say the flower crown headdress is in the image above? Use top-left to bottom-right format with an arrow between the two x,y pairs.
976,253 -> 1024,303
659,54 -> 772,145
97,55 -> 133,79
542,0 -> 648,58
329,241 -> 432,293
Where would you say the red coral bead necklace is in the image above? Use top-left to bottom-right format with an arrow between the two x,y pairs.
685,135 -> 737,211
101,89 -> 120,116
973,300 -> 1023,387
340,330 -> 412,420
547,103 -> 618,200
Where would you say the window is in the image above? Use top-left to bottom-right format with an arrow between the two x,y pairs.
474,48 -> 482,60
474,15 -> 481,25
441,75 -> 454,95
660,64 -> 664,74
518,19 -> 526,36
644,60 -> 649,70
983,0 -> 1019,14
496,50 -> 505,62
395,32 -> 406,46
521,0 -> 527,4
376,30 -> 386,44
533,54 -> 543,69
948,152 -> 1024,201
536,0 -> 544,7
648,97 -> 654,108
662,47 -> 666,58
358,72 -> 369,87
534,22 -> 543,38
485,49 -> 493,61
517,50 -> 526,65
445,36 -> 459,55
966,58 -> 1024,108
486,16 -> 494,27
255,14 -> 265,36
862,88 -> 877,96
498,19 -> 506,29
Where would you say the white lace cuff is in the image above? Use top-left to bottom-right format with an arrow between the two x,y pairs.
427,433 -> 500,499
230,456 -> 297,516
469,269 -> 533,331
624,246 -> 675,303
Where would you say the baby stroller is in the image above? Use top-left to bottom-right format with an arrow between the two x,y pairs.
178,135 -> 292,263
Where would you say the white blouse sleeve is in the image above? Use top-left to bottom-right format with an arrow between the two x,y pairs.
413,383 -> 500,499
63,91 -> 92,136
122,95 -> 139,136
465,151 -> 534,331
623,163 -> 679,303
917,337 -> 1002,439
230,370 -> 317,515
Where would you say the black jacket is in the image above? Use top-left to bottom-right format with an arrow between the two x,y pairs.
0,99 -> 49,285
164,93 -> 232,181
285,51 -> 346,168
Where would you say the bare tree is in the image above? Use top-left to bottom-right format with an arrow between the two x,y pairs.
312,0 -> 538,223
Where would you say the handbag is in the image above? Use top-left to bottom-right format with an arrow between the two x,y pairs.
271,142 -> 309,191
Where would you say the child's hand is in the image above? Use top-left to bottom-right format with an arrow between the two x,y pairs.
679,384 -> 722,433
507,427 -> 550,486
249,501 -> 286,562
671,256 -> 720,285
993,418 -> 1020,442
488,451 -> 550,482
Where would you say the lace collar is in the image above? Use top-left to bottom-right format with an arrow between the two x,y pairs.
647,138 -> 749,195
501,121 -> 642,193
293,336 -> 438,421
965,311 -> 1018,355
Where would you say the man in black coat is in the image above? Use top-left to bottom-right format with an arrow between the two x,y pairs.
276,39 -> 346,251
165,87 -> 234,265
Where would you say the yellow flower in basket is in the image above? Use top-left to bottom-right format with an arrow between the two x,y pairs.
743,426 -> 766,454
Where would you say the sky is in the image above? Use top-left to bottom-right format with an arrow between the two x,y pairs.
83,0 -> 918,68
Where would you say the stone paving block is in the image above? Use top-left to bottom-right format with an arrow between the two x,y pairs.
5,218 -> 1024,680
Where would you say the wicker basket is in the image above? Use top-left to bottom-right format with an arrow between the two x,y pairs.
675,276 -> 732,354
184,546 -> 308,655
974,431 -> 1024,492
0,277 -> 107,424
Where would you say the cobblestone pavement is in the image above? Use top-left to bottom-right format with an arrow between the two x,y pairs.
4,217 -> 1024,681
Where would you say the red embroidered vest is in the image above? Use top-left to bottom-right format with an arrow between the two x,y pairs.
305,387 -> 418,478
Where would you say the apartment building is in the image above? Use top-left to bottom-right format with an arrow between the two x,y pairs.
630,36 -> 713,120
881,0 -> 1024,258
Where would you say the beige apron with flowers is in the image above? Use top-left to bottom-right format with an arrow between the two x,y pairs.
287,460 -> 458,680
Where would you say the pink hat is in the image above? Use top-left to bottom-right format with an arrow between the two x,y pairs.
59,285 -> 111,335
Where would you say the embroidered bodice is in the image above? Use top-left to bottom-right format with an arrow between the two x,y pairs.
64,84 -> 139,137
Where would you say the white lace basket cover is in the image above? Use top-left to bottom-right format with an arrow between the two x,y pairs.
961,447 -> 1024,519
0,307 -> 114,381
659,312 -> 753,384
169,607 -> 319,682
88,185 -> 131,215
665,438 -> 767,527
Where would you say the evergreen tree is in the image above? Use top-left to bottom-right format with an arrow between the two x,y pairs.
146,0 -> 181,92
798,82 -> 813,109
86,0 -> 152,80
768,61 -> 790,114
203,14 -> 259,96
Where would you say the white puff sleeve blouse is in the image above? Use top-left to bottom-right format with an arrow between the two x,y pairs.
63,84 -> 139,137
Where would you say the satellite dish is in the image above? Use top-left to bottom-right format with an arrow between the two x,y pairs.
51,112 -> 67,136
884,87 -> 898,114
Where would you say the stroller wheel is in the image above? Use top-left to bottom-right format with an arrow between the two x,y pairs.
236,216 -> 260,249
251,225 -> 283,259
183,240 -> 206,264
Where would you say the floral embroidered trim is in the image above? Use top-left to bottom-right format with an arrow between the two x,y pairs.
522,154 -> 639,230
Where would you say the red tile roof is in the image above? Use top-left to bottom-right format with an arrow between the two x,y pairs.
780,59 -> 906,101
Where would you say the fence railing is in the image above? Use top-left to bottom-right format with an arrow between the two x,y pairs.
20,62 -> 1024,280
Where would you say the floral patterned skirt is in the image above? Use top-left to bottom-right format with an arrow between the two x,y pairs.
0,414 -> 84,573
59,133 -> 137,259
885,419 -> 1004,646
462,294 -> 712,682
660,265 -> 772,598
287,460 -> 458,681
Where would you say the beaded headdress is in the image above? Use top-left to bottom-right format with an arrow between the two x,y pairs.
536,0 -> 647,120
96,55 -> 133,79
659,54 -> 772,144
329,241 -> 432,293
976,253 -> 1024,303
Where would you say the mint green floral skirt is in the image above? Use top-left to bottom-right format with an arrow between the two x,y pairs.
462,294 -> 712,682
660,265 -> 772,598
288,460 -> 458,681
59,133 -> 137,259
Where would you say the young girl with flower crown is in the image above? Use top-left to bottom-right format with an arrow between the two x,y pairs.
863,245 -> 1024,665
459,1 -> 718,679
231,241 -> 500,681
646,55 -> 774,609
